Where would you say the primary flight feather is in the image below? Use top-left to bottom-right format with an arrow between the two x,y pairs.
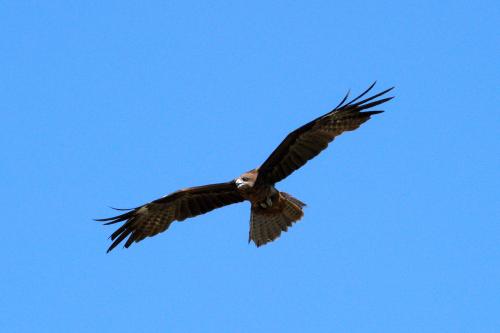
96,83 -> 394,252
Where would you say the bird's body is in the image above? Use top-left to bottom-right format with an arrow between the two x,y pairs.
235,169 -> 278,209
97,83 -> 394,252
234,169 -> 306,246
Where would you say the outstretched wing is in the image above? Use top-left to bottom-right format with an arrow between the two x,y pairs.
96,181 -> 244,252
255,83 -> 394,186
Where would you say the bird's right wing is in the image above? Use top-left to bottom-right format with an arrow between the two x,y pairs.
255,83 -> 394,186
96,181 -> 244,252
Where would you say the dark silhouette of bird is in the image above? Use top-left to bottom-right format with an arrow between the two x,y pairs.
96,83 -> 394,252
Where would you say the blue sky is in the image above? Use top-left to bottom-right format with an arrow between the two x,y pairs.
1,1 -> 498,332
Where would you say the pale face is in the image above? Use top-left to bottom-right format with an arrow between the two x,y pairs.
235,171 -> 257,190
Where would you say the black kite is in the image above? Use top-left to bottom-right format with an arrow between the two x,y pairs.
97,83 -> 394,252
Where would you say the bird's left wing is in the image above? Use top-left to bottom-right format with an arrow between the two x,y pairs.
255,83 -> 394,186
96,181 -> 244,252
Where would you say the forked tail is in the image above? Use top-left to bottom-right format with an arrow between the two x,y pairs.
249,192 -> 306,247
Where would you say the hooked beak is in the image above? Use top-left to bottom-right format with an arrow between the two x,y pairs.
235,179 -> 244,188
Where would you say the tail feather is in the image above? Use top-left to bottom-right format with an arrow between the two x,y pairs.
249,192 -> 306,247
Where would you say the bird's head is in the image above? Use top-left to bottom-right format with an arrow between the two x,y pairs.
235,170 -> 257,191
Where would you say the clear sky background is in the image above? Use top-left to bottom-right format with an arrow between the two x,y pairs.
1,1 -> 498,332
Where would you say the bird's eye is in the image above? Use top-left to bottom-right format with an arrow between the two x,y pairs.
241,177 -> 249,181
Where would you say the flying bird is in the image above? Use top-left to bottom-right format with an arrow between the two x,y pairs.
97,83 -> 394,252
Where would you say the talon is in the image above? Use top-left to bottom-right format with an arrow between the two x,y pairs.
266,197 -> 273,207
260,202 -> 268,208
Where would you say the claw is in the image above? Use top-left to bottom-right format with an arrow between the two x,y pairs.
266,197 -> 273,207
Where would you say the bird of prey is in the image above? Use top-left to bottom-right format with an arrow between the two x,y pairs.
96,83 -> 394,252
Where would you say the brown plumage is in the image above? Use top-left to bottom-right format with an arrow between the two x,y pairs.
249,192 -> 306,247
96,83 -> 394,252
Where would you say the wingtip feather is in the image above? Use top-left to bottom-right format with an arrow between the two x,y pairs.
333,89 -> 351,109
